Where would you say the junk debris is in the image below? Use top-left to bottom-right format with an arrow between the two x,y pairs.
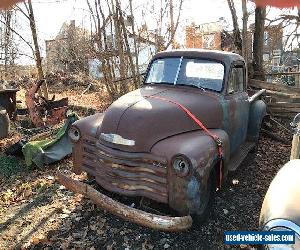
249,79 -> 300,118
5,139 -> 28,157
22,112 -> 78,168
25,79 -> 68,127
0,87 -> 19,139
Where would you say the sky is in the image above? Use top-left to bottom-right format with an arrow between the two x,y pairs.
9,0 -> 295,64
31,0 -> 250,38
13,0 -> 248,64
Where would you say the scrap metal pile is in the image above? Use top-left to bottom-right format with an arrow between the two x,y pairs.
25,79 -> 68,127
0,79 -> 76,168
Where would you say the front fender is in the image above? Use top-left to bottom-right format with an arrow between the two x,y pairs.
151,129 -> 230,215
71,113 -> 104,173
73,113 -> 104,137
248,100 -> 266,141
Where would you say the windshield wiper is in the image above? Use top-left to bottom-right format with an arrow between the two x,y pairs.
176,83 -> 205,91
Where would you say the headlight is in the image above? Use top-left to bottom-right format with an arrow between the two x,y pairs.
172,155 -> 191,177
68,126 -> 81,142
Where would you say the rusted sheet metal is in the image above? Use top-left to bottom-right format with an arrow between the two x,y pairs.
0,88 -> 18,119
80,135 -> 168,204
56,171 -> 193,232
151,129 -> 230,215
25,79 -> 68,127
99,87 -> 224,153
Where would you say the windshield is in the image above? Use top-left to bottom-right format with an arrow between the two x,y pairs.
145,57 -> 225,91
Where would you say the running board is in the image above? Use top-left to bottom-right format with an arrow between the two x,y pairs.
227,141 -> 256,171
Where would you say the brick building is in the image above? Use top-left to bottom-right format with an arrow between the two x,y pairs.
249,23 -> 283,66
185,21 -> 236,52
185,22 -> 222,50
185,21 -> 283,67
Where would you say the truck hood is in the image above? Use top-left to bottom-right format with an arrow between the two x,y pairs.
98,85 -> 223,152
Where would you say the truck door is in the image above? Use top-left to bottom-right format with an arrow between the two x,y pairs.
224,63 -> 249,154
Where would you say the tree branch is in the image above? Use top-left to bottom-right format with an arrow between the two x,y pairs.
15,5 -> 29,19
164,0 -> 183,49
0,18 -> 34,52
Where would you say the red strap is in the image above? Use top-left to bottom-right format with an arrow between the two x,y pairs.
148,95 -> 223,187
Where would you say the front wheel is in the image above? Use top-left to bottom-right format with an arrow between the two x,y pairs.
191,169 -> 216,225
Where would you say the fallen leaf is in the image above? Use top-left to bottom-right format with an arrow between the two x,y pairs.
30,235 -> 48,244
223,209 -> 229,215
62,208 -> 72,214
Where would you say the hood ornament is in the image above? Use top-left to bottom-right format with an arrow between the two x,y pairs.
100,133 -> 135,146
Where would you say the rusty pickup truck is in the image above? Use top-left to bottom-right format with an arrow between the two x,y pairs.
65,49 -> 266,229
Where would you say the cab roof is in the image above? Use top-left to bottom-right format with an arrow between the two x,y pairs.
152,49 -> 244,66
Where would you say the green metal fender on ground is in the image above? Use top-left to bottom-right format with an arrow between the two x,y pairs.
22,113 -> 78,167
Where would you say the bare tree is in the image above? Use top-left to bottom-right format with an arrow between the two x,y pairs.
169,0 -> 175,49
129,0 -> 140,82
3,10 -> 12,78
252,6 -> 266,80
139,0 -> 183,51
27,0 -> 48,98
16,0 -> 48,98
85,0 -> 184,99
265,8 -> 300,51
45,20 -> 91,75
226,0 -> 242,54
242,0 -> 249,63
0,10 -> 13,79
86,0 -> 131,98
0,8 -> 38,81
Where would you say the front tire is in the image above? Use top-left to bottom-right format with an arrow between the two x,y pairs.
191,169 -> 216,225
0,107 -> 10,139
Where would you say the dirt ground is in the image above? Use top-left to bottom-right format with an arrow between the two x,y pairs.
0,86 -> 293,250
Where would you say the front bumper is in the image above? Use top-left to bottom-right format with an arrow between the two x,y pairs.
57,171 -> 192,232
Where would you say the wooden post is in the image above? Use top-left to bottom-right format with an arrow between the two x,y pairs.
290,120 -> 300,160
